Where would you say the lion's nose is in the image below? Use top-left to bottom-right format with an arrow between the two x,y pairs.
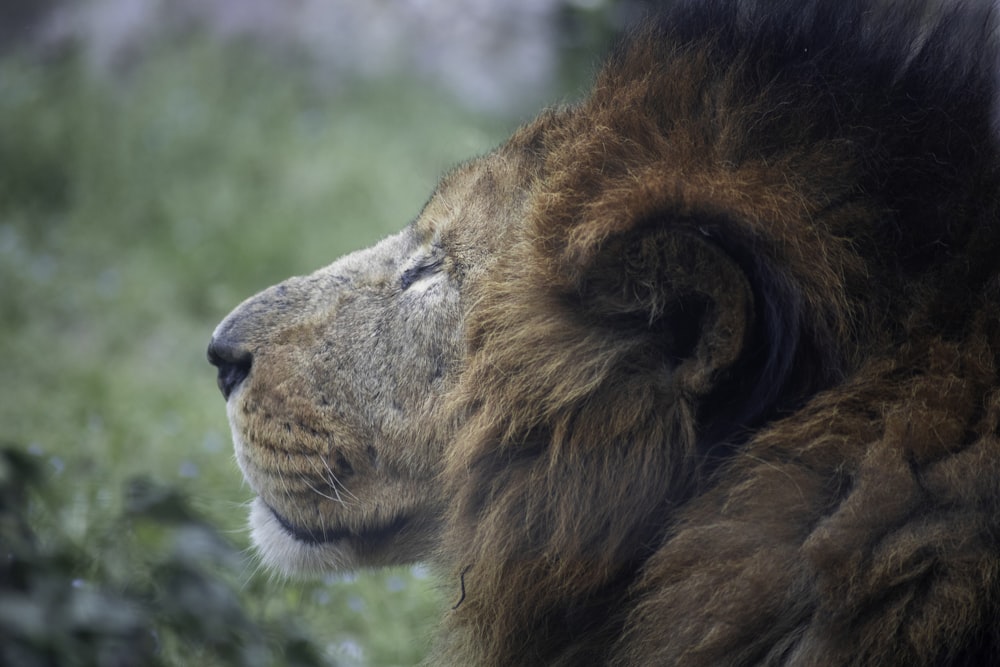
207,338 -> 253,400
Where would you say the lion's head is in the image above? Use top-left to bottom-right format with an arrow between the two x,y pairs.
211,0 -> 1000,663
208,146 -> 539,574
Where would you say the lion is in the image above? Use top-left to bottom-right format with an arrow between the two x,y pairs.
209,0 -> 1000,664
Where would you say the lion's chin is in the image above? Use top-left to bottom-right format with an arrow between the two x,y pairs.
248,498 -> 361,577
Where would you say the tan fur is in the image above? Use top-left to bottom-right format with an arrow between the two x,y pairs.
211,1 -> 1000,664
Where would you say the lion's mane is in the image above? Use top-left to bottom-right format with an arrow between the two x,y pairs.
435,1 -> 1000,664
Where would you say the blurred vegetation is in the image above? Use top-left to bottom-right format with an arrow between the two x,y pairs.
1,448 -> 326,666
0,32 -> 529,666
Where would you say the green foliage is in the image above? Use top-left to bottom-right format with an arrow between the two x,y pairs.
0,34 -> 510,666
0,450 -> 326,666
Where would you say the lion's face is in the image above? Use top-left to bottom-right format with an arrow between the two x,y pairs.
209,146 -> 536,575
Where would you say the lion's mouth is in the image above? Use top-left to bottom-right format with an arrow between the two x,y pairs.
266,503 -> 410,545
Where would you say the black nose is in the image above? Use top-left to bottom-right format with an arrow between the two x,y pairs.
207,338 -> 252,400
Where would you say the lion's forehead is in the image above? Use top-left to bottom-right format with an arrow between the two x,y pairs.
416,148 -> 539,253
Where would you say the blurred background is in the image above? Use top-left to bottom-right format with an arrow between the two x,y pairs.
0,1 -> 649,665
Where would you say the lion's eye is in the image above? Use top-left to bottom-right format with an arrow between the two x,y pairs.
400,259 -> 443,291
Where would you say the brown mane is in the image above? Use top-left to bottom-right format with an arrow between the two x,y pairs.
435,1 -> 1000,664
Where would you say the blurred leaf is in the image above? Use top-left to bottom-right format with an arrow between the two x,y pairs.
125,476 -> 200,523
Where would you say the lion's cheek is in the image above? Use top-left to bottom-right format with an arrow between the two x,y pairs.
226,394 -> 254,477
227,394 -> 281,489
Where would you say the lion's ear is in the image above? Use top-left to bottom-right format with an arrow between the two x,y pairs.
582,227 -> 752,394
569,205 -> 850,453
571,219 -> 825,447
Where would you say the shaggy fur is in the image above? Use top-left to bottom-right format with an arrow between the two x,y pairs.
435,1 -> 1000,664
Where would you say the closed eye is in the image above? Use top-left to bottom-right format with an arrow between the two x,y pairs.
400,259 -> 443,291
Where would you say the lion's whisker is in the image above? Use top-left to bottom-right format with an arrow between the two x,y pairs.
319,455 -> 360,503
299,471 -> 349,507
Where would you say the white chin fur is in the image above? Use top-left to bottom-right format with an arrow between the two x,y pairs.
248,496 -> 359,577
